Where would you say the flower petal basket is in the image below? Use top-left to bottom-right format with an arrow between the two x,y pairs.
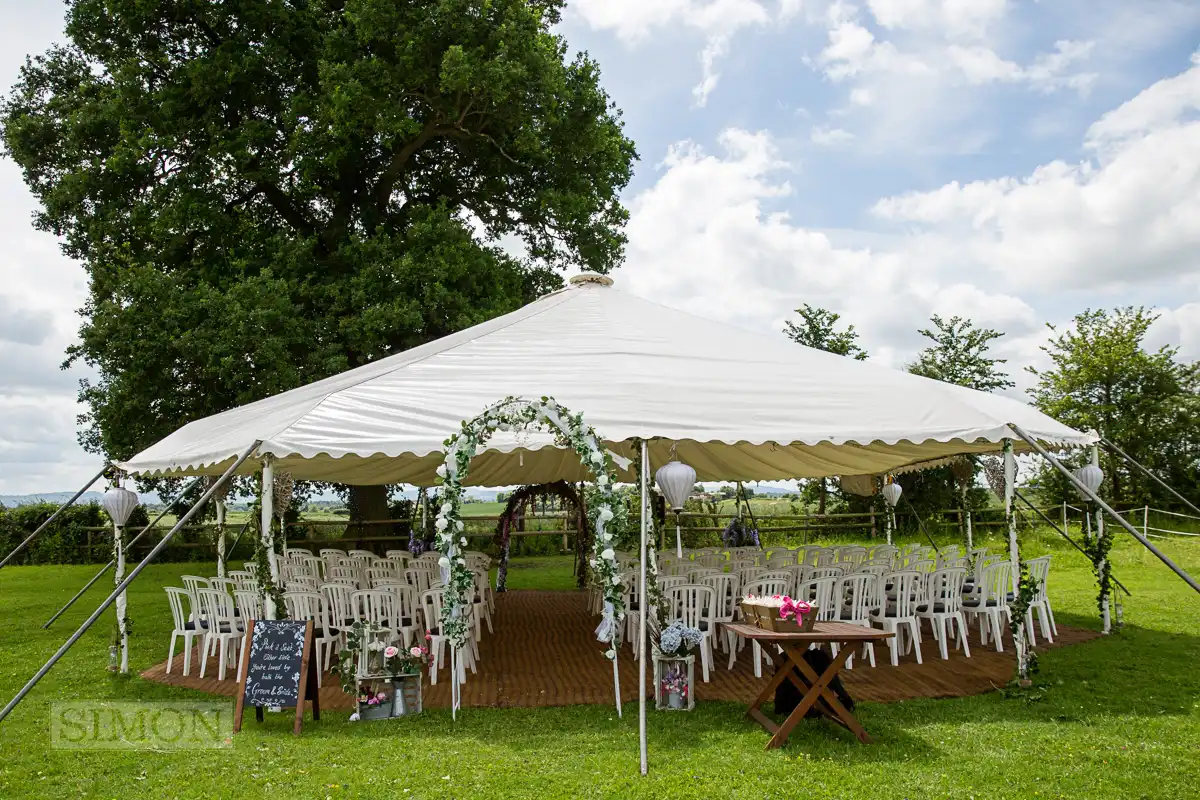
741,597 -> 817,633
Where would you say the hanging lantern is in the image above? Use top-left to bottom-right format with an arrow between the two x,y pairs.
951,459 -> 974,488
102,486 -> 139,527
1073,463 -> 1103,501
881,481 -> 902,509
655,460 -> 696,559
655,461 -> 696,512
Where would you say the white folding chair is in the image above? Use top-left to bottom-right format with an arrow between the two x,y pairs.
164,587 -> 205,676
196,589 -> 244,681
918,566 -> 971,660
963,561 -> 1013,652
667,584 -> 716,682
871,570 -> 924,666
1025,555 -> 1057,644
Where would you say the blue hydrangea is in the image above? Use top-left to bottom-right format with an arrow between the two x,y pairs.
659,620 -> 702,655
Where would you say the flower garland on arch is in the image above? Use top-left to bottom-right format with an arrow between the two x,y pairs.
433,396 -> 625,657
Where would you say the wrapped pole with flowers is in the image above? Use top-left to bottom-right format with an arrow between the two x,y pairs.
432,396 -> 626,718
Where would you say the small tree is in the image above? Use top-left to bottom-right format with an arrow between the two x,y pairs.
1028,307 -> 1200,508
783,304 -> 867,513
782,304 -> 868,360
908,315 -> 1014,392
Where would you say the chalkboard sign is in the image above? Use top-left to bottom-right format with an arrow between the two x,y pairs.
234,619 -> 320,735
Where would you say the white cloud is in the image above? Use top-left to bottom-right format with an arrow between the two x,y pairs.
816,17 -> 1093,91
617,127 -> 1039,369
872,57 -> 1200,290
1147,302 -> 1200,361
570,0 -> 780,105
810,126 -> 856,145
866,0 -> 1009,40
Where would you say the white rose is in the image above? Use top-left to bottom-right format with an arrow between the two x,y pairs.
435,517 -> 448,531
604,648 -> 615,660
598,507 -> 614,523
601,548 -> 615,560
545,398 -> 557,409
455,520 -> 464,532
597,475 -> 609,486
610,574 -> 621,585
591,451 -> 604,464
438,557 -> 450,568
440,503 -> 452,515
602,532 -> 613,542
435,463 -> 447,477
459,537 -> 467,547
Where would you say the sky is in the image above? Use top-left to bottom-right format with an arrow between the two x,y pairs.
1,1 -> 1200,495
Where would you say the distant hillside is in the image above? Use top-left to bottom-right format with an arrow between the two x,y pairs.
0,490 -> 161,507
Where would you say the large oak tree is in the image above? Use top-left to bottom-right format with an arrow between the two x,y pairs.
3,0 -> 636,512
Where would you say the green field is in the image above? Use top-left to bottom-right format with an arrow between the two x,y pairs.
0,533 -> 1197,798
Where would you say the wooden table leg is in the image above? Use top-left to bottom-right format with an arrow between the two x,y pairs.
789,643 -> 872,744
766,643 -> 858,749
744,644 -> 791,734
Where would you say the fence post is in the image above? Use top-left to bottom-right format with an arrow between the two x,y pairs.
1062,501 -> 1067,534
1143,505 -> 1149,536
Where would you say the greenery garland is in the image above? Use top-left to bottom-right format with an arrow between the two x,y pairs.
633,440 -> 668,627
253,513 -> 286,619
434,396 -> 624,657
1007,562 -> 1040,678
1087,510 -> 1116,622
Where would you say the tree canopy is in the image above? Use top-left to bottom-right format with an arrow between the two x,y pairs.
2,0 -> 637,469
908,315 -> 1014,392
782,304 -> 868,360
1028,307 -> 1200,507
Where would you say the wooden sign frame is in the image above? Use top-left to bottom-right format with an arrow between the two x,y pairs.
233,618 -> 321,735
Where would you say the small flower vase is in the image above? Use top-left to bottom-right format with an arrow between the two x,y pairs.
107,644 -> 119,672
668,691 -> 684,710
359,701 -> 391,721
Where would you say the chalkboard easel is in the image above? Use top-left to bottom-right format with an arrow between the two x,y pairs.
233,618 -> 321,736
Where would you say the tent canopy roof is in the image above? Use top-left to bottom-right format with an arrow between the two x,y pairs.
119,274 -> 1093,485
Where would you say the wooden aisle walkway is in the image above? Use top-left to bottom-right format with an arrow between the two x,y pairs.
141,590 -> 1098,711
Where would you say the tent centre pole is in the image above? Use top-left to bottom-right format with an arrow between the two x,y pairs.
638,439 -> 649,776
1002,439 -> 1028,679
260,456 -> 279,620
1091,442 -> 1110,633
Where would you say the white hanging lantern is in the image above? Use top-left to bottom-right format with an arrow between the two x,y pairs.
102,486 -> 139,527
655,460 -> 696,559
883,479 -> 902,510
880,481 -> 902,509
1073,463 -> 1103,501
655,461 -> 696,512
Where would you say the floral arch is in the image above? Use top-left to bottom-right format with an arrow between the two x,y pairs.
492,480 -> 585,592
432,396 -> 626,663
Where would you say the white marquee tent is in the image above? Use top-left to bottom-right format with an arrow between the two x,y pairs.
9,273 -> 1107,768
119,273 -> 1094,482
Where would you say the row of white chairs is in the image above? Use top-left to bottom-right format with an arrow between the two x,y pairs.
608,548 -> 1055,674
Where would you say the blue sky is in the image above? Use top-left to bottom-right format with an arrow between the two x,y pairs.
1,1 -> 1199,493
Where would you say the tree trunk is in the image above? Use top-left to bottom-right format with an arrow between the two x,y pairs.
818,478 -> 827,515
349,485 -> 391,548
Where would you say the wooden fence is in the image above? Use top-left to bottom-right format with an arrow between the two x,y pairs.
65,503 -> 1060,562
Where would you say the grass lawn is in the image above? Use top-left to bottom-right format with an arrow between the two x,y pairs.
0,533 -> 1198,799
